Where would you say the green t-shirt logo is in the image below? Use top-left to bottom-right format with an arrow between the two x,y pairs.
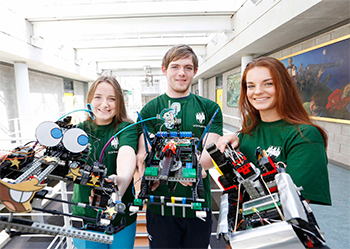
266,146 -> 282,158
111,137 -> 119,150
196,112 -> 205,124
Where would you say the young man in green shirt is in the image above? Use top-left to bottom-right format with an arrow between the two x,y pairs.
136,44 -> 223,248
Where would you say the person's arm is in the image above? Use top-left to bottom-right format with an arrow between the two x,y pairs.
136,133 -> 160,190
136,134 -> 147,176
107,145 -> 136,198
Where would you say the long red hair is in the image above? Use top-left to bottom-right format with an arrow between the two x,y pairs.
239,57 -> 328,147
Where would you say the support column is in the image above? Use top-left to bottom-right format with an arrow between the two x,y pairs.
241,55 -> 254,77
14,62 -> 32,142
198,78 -> 204,97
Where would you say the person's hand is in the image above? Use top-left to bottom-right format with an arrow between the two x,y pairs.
0,151 -> 9,161
89,174 -> 121,207
105,174 -> 121,188
89,188 -> 96,207
151,180 -> 160,191
136,139 -> 159,190
216,134 -> 240,152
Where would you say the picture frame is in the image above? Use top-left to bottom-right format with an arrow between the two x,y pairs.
227,72 -> 241,107
280,35 -> 350,124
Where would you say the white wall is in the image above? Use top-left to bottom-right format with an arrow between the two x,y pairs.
0,63 -> 88,147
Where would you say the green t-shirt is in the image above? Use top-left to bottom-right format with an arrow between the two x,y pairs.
138,93 -> 223,218
71,121 -> 138,227
239,119 -> 331,205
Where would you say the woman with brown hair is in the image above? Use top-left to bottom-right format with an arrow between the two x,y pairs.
217,57 -> 331,205
71,76 -> 138,248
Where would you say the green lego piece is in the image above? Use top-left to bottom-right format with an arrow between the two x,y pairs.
145,167 -> 158,176
192,202 -> 202,210
134,199 -> 143,206
183,168 -> 196,178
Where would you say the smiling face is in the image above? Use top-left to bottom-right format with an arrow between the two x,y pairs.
91,82 -> 117,125
246,66 -> 281,122
163,56 -> 197,98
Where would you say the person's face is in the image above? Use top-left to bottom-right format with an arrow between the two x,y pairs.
162,56 -> 197,97
246,67 -> 280,121
91,82 -> 117,125
344,84 -> 350,96
306,75 -> 311,82
310,100 -> 319,115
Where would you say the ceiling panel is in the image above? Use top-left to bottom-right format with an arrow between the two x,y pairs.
2,0 -> 348,82
17,0 -> 240,77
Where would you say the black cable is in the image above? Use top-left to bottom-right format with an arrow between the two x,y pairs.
36,195 -> 106,211
23,141 -> 36,147
31,207 -> 96,222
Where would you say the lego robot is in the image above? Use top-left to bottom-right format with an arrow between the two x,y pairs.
207,142 -> 326,249
0,116 -> 125,244
129,118 -> 207,219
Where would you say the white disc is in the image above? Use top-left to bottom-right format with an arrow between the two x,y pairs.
62,128 -> 89,153
35,121 -> 63,147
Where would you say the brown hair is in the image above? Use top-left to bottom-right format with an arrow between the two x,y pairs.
86,76 -> 133,128
239,57 -> 328,147
162,44 -> 198,71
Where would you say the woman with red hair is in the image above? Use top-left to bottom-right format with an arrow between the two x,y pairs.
217,57 -> 331,205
